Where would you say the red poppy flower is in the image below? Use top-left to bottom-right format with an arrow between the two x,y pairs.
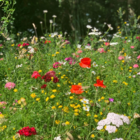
94,79 -> 106,88
44,40 -> 51,44
41,84 -> 47,89
79,57 -> 91,68
70,85 -> 83,94
31,71 -> 41,79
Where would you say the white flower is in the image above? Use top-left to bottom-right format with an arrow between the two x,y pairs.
40,36 -> 45,39
77,44 -> 81,49
86,25 -> 92,29
49,20 -> 53,23
52,15 -> 57,18
107,24 -> 113,30
40,21 -> 43,24
112,138 -> 123,140
88,18 -> 92,23
28,46 -> 35,54
16,64 -> 23,68
0,52 -> 3,55
65,92 -> 71,95
64,31 -> 67,35
43,10 -> 48,13
89,32 -> 101,36
125,55 -> 131,60
137,72 -> 140,75
58,61 -> 66,65
105,125 -> 117,133
7,38 -> 11,41
97,125 -> 104,130
96,20 -> 99,23
92,71 -> 96,75
110,42 -> 118,46
85,45 -> 91,50
93,62 -> 98,67
91,27 -> 98,32
83,105 -> 90,111
80,99 -> 89,104
120,115 -> 130,124
51,32 -> 58,37
54,136 -> 61,140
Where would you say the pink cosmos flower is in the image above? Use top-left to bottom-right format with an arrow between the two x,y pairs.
65,57 -> 73,61
31,71 -> 41,79
133,64 -> 139,68
5,82 -> 16,90
0,58 -> 3,61
98,48 -> 105,53
137,55 -> 140,59
77,50 -> 83,53
130,46 -> 135,49
109,98 -> 114,102
105,42 -> 110,46
53,62 -> 61,68
76,55 -> 80,58
118,56 -> 124,60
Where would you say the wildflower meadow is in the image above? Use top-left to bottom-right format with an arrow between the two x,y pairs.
0,5 -> 140,140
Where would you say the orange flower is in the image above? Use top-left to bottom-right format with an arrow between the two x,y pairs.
94,79 -> 106,88
70,85 -> 84,94
79,58 -> 91,68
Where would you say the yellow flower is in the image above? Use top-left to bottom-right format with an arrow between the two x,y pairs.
58,105 -> 62,108
119,32 -> 121,34
52,106 -> 56,109
125,37 -> 127,39
56,52 -> 59,54
96,76 -> 100,79
36,98 -> 40,101
123,81 -> 128,86
117,26 -> 120,28
38,70 -> 42,73
101,96 -> 105,100
18,100 -> 21,104
13,136 -> 16,140
74,109 -> 79,113
49,34 -> 51,37
63,106 -> 69,113
14,89 -> 18,92
94,115 -> 98,118
41,90 -> 44,93
100,112 -> 103,115
98,99 -> 101,102
45,97 -> 49,102
55,120 -> 60,124
129,67 -> 132,69
17,33 -> 20,36
20,97 -> 25,102
129,70 -> 132,72
11,44 -> 14,47
13,128 -> 15,130
74,113 -> 79,116
57,84 -> 61,87
30,93 -> 36,98
115,129 -> 118,132
78,83 -> 82,86
124,22 -> 127,24
69,96 -> 74,99
0,114 -> 4,118
52,89 -> 57,93
52,54 -> 55,57
105,62 -> 107,63
122,60 -> 125,63
108,50 -> 110,52
124,53 -> 126,56
105,100 -> 109,103
128,76 -> 131,78
94,119 -> 98,122
70,104 -> 75,108
65,121 -> 70,125
127,103 -> 131,106
87,113 -> 91,116
50,95 -> 55,99
113,80 -> 117,83
90,134 -> 95,138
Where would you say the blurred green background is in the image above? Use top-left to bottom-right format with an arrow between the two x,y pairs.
1,0 -> 140,39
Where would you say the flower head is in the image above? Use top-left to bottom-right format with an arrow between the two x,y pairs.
31,71 -> 41,79
79,57 -> 91,68
5,82 -> 16,90
94,79 -> 106,88
133,64 -> 139,68
71,85 -> 84,94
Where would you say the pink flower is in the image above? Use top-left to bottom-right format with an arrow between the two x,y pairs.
5,82 -> 16,90
137,55 -> 140,59
76,55 -> 80,58
31,71 -> 41,79
98,48 -> 105,53
0,58 -> 3,61
53,62 -> 61,68
130,46 -> 135,49
118,56 -> 124,60
65,57 -> 73,61
105,42 -> 110,46
133,64 -> 139,68
77,50 -> 83,53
